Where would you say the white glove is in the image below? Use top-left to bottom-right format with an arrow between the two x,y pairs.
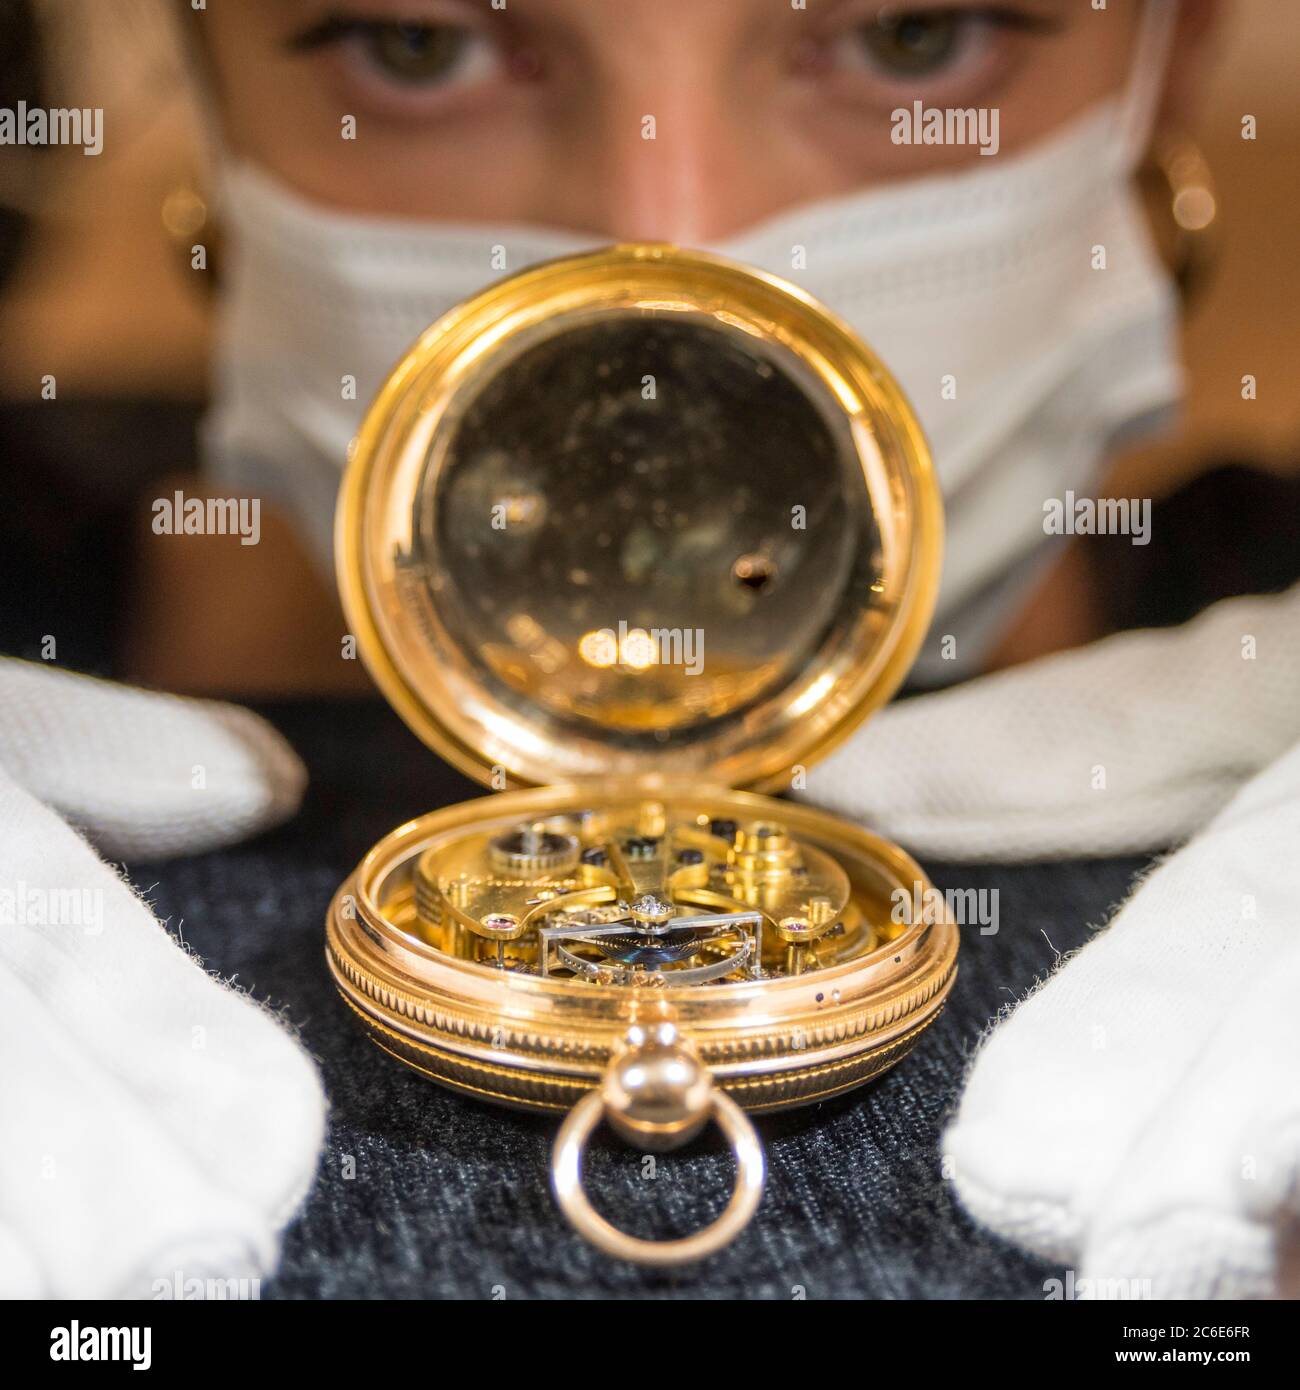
942,736 -> 1300,1298
800,582 -> 1300,861
1,658 -> 305,859
0,660 -> 324,1298
797,584 -> 1300,1296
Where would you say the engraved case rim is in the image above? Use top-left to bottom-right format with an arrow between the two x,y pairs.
328,785 -> 959,1114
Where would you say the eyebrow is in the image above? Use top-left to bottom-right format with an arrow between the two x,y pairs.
283,0 -> 465,22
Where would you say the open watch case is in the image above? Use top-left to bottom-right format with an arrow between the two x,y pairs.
327,244 -> 957,1265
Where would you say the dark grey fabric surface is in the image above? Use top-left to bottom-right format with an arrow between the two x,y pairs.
126,698 -> 1154,1300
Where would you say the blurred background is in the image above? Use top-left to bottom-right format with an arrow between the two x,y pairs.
1,0 -> 1297,682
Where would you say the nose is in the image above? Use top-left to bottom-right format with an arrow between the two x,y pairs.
590,90 -> 754,244
535,69 -> 825,245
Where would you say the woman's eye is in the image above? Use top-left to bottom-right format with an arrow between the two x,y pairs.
826,6 -> 1058,89
860,11 -> 967,77
360,23 -> 471,86
288,16 -> 501,99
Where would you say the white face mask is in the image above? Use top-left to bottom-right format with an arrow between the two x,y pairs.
204,2 -> 1180,679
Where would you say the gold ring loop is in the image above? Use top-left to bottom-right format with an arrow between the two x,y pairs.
551,1089 -> 765,1266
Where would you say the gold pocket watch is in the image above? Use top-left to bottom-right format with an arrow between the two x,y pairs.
327,244 -> 957,1265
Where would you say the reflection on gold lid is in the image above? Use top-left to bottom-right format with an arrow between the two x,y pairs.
336,243 -> 942,791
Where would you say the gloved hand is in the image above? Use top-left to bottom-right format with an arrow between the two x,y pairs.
795,582 -> 1300,1298
943,736 -> 1300,1298
1,656 -> 305,858
799,581 -> 1300,861
0,659 -> 324,1298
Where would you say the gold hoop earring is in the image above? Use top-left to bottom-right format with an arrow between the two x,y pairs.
161,178 -> 220,293
1138,132 -> 1220,305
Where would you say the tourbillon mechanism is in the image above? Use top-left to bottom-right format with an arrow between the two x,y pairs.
416,806 -> 863,983
328,244 -> 955,1264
